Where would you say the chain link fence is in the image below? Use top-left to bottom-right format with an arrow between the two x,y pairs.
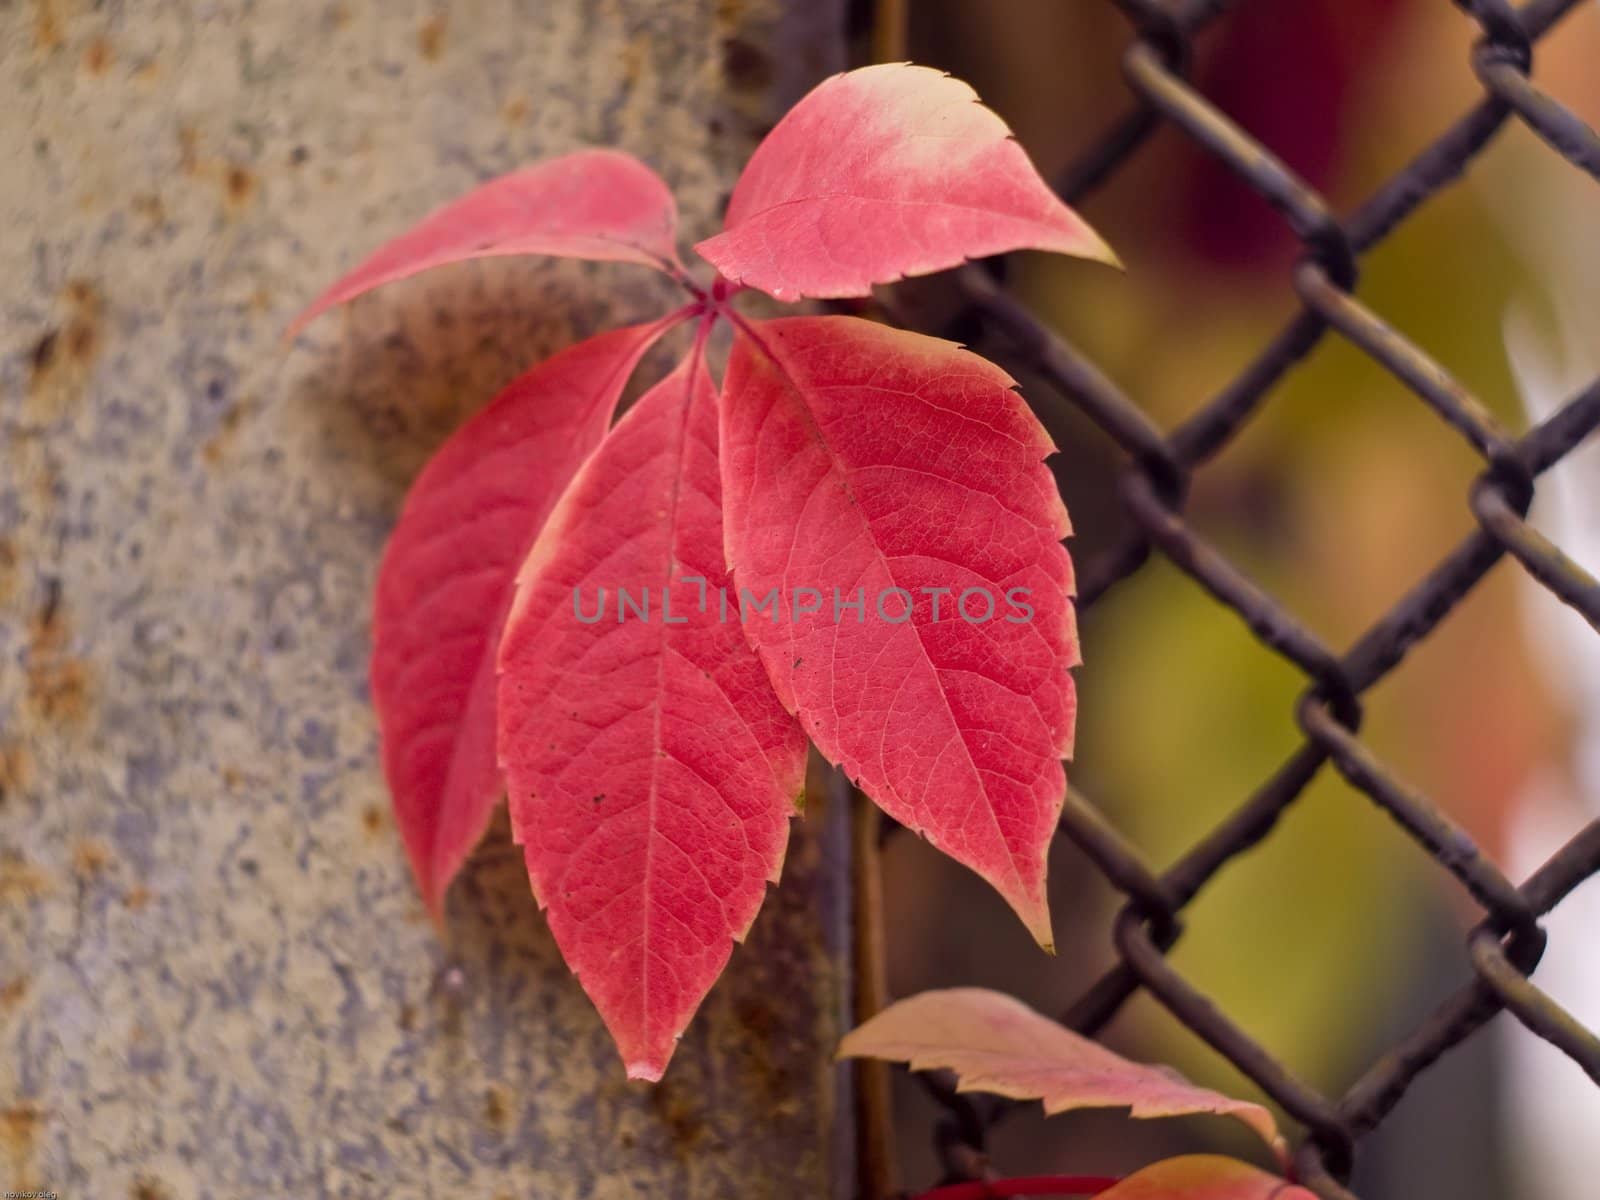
881,1 -> 1600,1195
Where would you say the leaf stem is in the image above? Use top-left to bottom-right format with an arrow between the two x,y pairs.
911,1176 -> 1120,1200
692,304 -> 717,355
852,786 -> 896,1199
872,0 -> 908,64
717,305 -> 778,362
662,257 -> 708,302
661,300 -> 710,332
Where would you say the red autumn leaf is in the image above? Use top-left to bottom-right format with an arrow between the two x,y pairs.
839,989 -> 1287,1163
289,150 -> 682,337
719,315 -> 1077,947
1096,1156 -> 1316,1200
694,63 -> 1114,300
373,315 -> 682,919
497,337 -> 808,1081
300,60 -> 1118,1079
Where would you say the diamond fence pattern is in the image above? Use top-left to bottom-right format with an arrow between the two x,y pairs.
882,1 -> 1600,1195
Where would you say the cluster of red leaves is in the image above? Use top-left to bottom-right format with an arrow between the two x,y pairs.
294,65 -> 1112,1083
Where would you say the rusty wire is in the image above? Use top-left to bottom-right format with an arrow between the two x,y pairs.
884,1 -> 1600,1195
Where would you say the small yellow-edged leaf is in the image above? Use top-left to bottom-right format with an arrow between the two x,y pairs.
1098,1155 -> 1316,1199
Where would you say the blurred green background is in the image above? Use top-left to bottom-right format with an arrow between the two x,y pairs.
866,4 -> 1600,1198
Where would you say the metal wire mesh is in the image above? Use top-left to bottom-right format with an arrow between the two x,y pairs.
889,1 -> 1600,1195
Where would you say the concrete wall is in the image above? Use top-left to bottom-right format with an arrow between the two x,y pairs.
0,2 -> 849,1196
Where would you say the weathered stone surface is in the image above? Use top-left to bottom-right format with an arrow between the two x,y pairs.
1,2 -> 848,1196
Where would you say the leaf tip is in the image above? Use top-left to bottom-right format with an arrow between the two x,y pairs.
1081,227 -> 1124,272
416,874 -> 450,935
1039,214 -> 1120,272
625,1059 -> 667,1083
424,897 -> 447,936
285,288 -> 345,342
1270,1134 -> 1293,1172
835,1020 -> 876,1063
1015,894 -> 1055,954
283,308 -> 318,343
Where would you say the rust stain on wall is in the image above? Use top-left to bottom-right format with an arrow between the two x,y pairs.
0,743 -> 30,805
0,855 -> 50,905
0,977 -> 27,1014
224,164 -> 256,210
176,124 -> 200,174
483,1082 -> 514,1133
202,399 -> 252,466
33,1 -> 62,52
82,35 -> 113,75
621,36 -> 648,87
1,1103 -> 43,1187
27,280 -> 103,420
24,590 -> 94,728
130,191 -> 165,227
418,15 -> 447,61
25,656 -> 91,726
0,538 -> 17,606
176,128 -> 259,215
72,839 -> 113,879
